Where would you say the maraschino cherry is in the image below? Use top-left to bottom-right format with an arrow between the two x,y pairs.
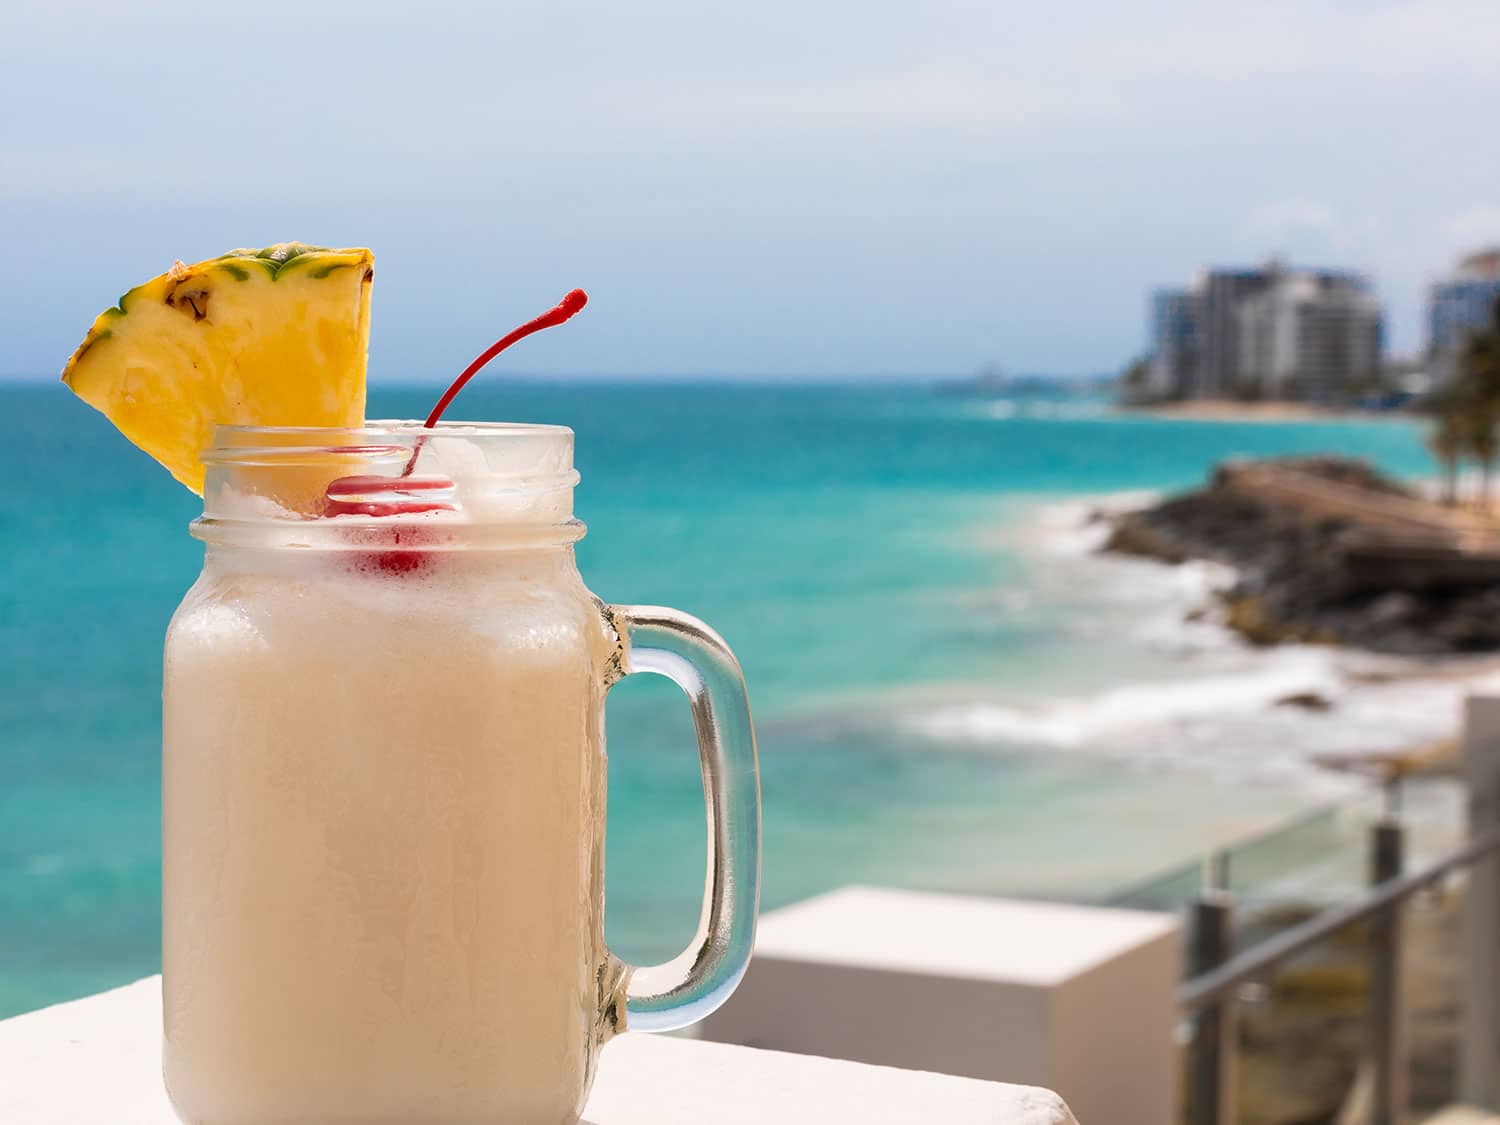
322,289 -> 588,519
420,288 -> 588,431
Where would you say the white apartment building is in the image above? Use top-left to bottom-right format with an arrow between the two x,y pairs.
1235,271 -> 1382,401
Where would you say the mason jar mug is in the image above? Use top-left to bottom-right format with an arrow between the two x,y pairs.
161,423 -> 761,1125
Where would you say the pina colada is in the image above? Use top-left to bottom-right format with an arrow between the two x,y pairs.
63,246 -> 761,1125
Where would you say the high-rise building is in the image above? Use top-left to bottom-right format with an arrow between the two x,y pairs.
1147,289 -> 1200,399
1192,267 -> 1274,397
1235,271 -> 1382,401
1143,259 -> 1385,402
1429,248 -> 1500,383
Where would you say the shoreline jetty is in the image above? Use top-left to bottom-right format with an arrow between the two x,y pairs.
1103,456 -> 1500,654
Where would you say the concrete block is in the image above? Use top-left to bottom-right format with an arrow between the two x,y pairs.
699,885 -> 1178,1125
0,976 -> 1079,1124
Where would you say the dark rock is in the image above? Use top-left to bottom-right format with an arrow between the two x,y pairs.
1276,691 -> 1335,712
1102,520 -> 1192,564
1101,456 -> 1500,654
1366,592 -> 1422,628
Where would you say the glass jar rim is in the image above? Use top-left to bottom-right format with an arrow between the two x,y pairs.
195,419 -> 582,546
203,419 -> 574,463
213,419 -> 574,435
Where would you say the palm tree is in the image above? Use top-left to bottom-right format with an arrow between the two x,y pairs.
1469,408 -> 1500,509
1461,300 -> 1500,509
1428,409 -> 1463,505
1430,297 -> 1500,509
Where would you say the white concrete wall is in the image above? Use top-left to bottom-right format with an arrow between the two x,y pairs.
0,977 -> 1081,1124
700,886 -> 1178,1125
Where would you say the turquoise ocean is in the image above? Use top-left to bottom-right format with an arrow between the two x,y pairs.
0,381 -> 1448,1017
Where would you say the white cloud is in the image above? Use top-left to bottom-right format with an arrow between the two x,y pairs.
1439,207 -> 1500,259
1242,199 -> 1339,247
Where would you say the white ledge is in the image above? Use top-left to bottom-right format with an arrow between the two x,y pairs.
0,978 -> 1079,1124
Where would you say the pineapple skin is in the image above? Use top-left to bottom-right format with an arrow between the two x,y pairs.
62,243 -> 373,494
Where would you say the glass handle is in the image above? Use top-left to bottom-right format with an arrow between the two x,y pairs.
605,605 -> 762,1033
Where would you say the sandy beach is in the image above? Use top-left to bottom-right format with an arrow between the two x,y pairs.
1121,399 -> 1403,423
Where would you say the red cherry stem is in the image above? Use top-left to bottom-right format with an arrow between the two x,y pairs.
402,288 -> 589,476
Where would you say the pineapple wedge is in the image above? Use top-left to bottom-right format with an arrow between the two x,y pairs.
62,243 -> 373,494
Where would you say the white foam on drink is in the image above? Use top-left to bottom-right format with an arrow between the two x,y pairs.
206,483 -> 302,523
425,435 -> 574,525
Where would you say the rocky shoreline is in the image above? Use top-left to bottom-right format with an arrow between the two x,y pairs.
1102,456 -> 1500,655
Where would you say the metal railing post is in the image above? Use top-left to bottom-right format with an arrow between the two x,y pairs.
1208,849 -> 1231,894
1462,696 -> 1500,1108
1369,815 -> 1407,1125
1188,890 -> 1236,1125
1179,826 -> 1500,1121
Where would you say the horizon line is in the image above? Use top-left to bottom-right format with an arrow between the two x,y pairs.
0,369 -> 1115,387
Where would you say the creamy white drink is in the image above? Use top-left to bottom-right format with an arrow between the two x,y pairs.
159,424 -> 759,1125
164,557 -> 617,1124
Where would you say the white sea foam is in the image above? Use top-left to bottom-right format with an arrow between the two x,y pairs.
910,648 -> 1342,750
894,493 -> 1494,789
963,398 -> 1113,422
899,652 -> 1478,795
996,492 -> 1237,660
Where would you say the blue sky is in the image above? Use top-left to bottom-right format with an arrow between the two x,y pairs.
3,0 -> 1499,380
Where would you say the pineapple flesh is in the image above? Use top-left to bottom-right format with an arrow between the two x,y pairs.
62,243 -> 373,494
